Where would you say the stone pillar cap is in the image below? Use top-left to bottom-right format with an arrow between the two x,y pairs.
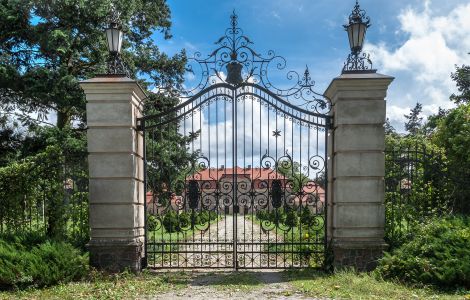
324,72 -> 394,100
79,75 -> 147,101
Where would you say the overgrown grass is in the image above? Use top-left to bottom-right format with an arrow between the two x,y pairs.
0,270 -> 190,300
284,269 -> 468,300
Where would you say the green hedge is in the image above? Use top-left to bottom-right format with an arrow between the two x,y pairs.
377,216 -> 470,289
0,236 -> 88,290
148,210 -> 219,233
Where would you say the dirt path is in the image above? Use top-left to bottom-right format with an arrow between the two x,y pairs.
146,270 -> 312,300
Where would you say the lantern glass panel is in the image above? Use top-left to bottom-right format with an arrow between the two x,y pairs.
347,23 -> 367,53
106,27 -> 123,53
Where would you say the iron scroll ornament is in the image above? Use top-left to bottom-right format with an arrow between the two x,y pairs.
181,11 -> 331,115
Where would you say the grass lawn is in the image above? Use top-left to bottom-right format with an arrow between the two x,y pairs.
283,269 -> 469,300
0,271 -> 190,300
1,269 -> 467,299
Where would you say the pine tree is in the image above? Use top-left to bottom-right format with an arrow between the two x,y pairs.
404,103 -> 423,135
450,64 -> 470,105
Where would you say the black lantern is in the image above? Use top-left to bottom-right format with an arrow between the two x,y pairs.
105,7 -> 128,76
105,21 -> 123,54
344,0 -> 370,54
342,0 -> 374,73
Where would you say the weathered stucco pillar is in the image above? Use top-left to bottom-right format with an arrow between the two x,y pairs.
80,76 -> 146,272
325,72 -> 394,271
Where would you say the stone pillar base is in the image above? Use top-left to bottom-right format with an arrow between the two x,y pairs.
333,241 -> 388,271
88,239 -> 144,273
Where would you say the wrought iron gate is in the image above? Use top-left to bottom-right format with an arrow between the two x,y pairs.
138,12 -> 331,269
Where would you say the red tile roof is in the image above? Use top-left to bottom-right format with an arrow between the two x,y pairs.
189,167 -> 287,181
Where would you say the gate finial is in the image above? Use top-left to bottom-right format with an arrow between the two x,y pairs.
230,10 -> 238,30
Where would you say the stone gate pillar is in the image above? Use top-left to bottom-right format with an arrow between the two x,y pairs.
80,76 -> 146,272
325,72 -> 394,271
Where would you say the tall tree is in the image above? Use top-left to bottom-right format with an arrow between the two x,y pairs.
384,118 -> 397,136
0,0 -> 186,130
433,103 -> 470,214
0,114 -> 22,165
0,0 -> 198,205
404,102 -> 423,135
450,64 -> 470,105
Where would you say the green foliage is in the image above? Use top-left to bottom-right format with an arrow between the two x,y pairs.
198,210 -> 218,224
433,103 -> 470,214
0,115 -> 23,166
0,238 -> 89,290
377,216 -> 470,289
147,215 -> 158,231
159,210 -> 218,233
0,146 -> 89,245
162,211 -> 179,233
284,208 -> 299,228
256,207 -> 302,228
385,134 -> 450,247
285,269 -> 465,299
0,0 -> 185,129
450,64 -> 470,105
277,160 -> 309,193
300,207 -> 315,226
0,270 -> 190,299
404,102 -> 423,135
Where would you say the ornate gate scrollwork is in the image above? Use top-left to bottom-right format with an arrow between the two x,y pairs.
139,11 -> 331,269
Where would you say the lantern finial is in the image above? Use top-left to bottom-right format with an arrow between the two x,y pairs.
105,5 -> 128,76
342,0 -> 375,74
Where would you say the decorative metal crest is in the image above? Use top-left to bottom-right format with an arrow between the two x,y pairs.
343,52 -> 374,73
107,54 -> 129,76
183,11 -> 330,113
345,0 -> 370,29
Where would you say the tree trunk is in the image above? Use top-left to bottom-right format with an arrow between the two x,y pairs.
56,110 -> 71,129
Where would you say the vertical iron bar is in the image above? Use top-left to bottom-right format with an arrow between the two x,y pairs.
142,120 -> 148,268
232,86 -> 238,270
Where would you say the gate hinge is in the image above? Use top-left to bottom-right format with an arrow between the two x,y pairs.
136,119 -> 144,131
327,116 -> 334,128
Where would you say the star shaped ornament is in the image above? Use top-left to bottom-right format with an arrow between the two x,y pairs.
272,129 -> 281,137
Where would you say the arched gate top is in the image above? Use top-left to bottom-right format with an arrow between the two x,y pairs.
140,11 -> 331,127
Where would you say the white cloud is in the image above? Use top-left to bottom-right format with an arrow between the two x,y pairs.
364,1 -> 470,131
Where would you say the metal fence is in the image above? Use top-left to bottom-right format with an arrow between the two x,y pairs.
0,148 -> 89,247
384,144 -> 450,248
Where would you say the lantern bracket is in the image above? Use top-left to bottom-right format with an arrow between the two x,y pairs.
342,52 -> 375,74
107,53 -> 129,76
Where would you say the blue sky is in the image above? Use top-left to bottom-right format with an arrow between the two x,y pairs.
153,0 -> 470,132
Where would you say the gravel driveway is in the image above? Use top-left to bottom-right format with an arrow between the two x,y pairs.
151,215 -> 290,268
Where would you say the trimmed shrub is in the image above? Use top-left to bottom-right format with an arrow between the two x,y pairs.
284,209 -> 299,228
0,239 -> 88,290
147,215 -> 158,231
178,212 -> 191,230
162,211 -> 179,232
376,216 -> 470,289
